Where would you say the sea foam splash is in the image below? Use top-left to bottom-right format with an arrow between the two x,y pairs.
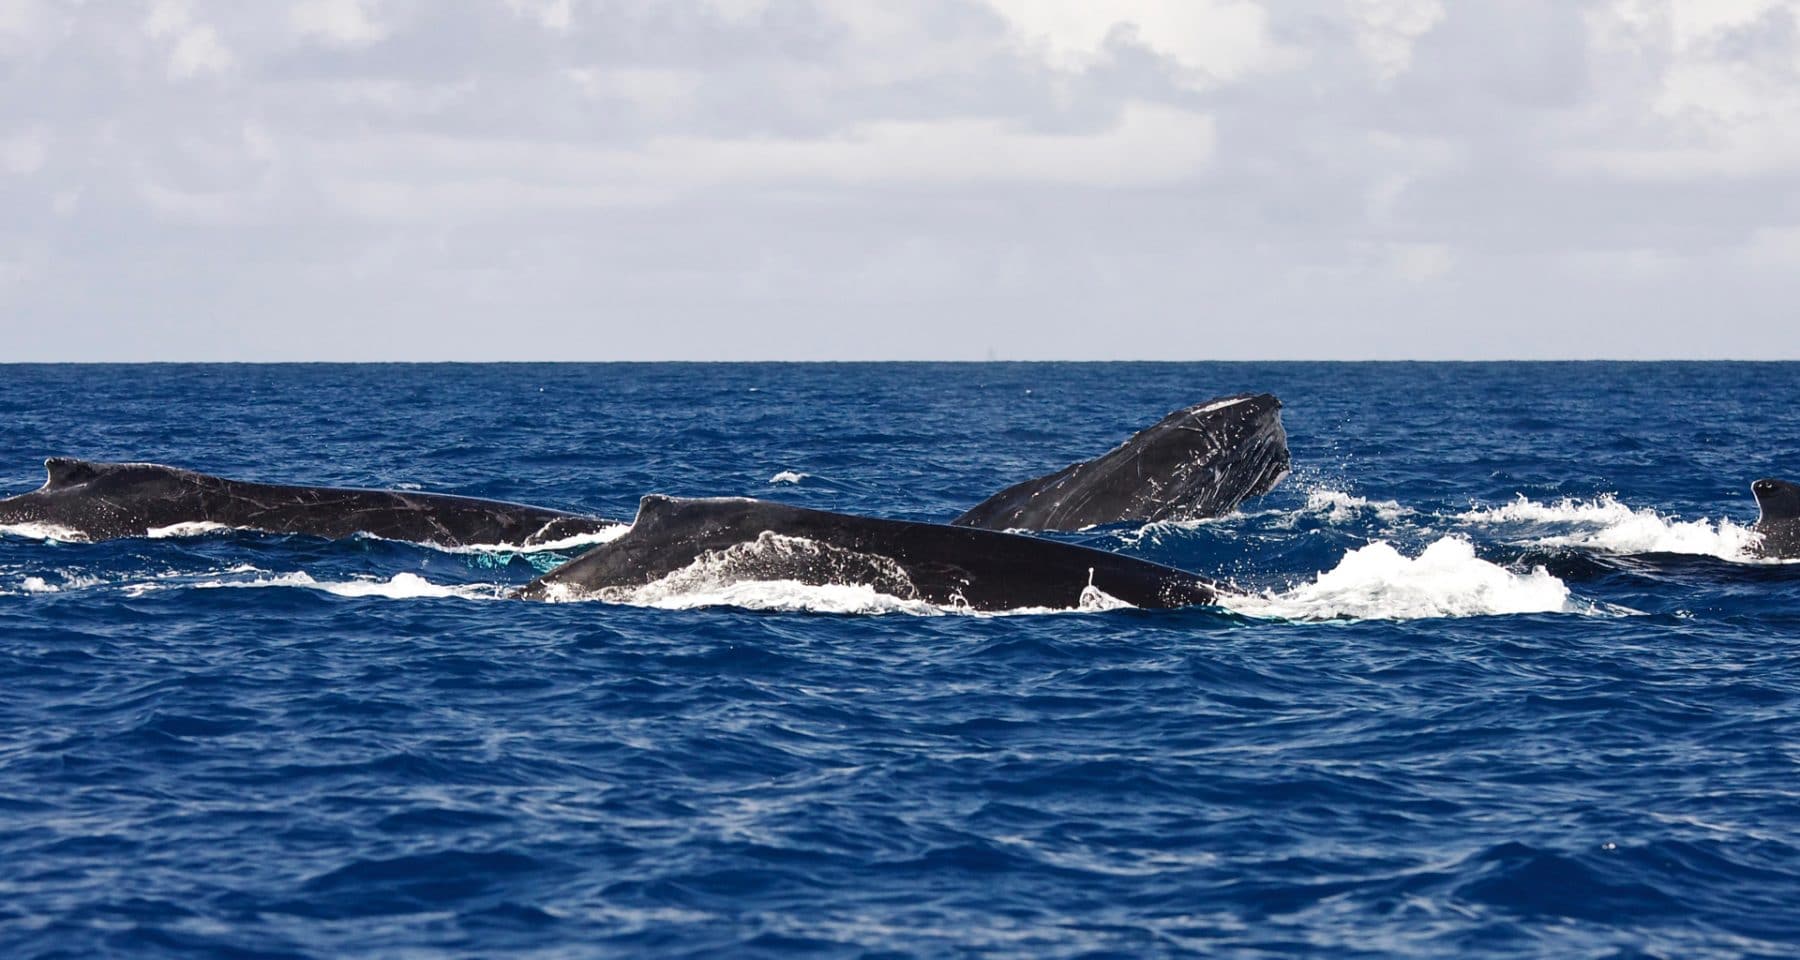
146,521 -> 233,538
17,573 -> 106,594
1224,537 -> 1576,621
0,521 -> 88,543
195,571 -> 504,601
1458,495 -> 1765,562
1302,489 -> 1414,525
419,524 -> 630,555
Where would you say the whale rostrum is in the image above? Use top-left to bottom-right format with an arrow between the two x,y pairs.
0,458 -> 614,547
952,393 -> 1290,532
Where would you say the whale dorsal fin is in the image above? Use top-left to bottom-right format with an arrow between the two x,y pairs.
1752,478 -> 1800,523
631,494 -> 761,533
44,457 -> 104,488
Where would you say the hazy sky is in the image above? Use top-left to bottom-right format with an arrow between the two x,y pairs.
3,0 -> 1799,360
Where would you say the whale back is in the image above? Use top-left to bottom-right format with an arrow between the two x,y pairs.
522,495 -> 1219,610
5,458 -> 613,546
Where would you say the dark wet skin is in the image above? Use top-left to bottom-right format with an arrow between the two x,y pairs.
0,458 -> 615,548
520,494 -> 1220,610
951,394 -> 1291,532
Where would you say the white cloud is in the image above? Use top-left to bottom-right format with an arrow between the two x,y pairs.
1,127 -> 48,175
1385,242 -> 1454,283
309,101 -> 1217,221
145,0 -> 233,78
503,0 -> 573,33
1744,225 -> 1800,267
290,0 -> 388,48
1564,0 -> 1800,179
567,67 -> 703,119
988,0 -> 1278,84
169,25 -> 232,78
1347,0 -> 1445,84
7,0 -> 1800,359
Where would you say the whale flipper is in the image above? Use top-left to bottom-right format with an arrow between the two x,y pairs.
1752,478 -> 1800,558
953,393 -> 1290,532
519,495 -> 1220,610
1,459 -> 616,547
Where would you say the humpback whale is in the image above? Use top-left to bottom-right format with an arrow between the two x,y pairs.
518,495 -> 1220,610
1752,478 -> 1800,558
952,393 -> 1290,532
0,458 -> 615,547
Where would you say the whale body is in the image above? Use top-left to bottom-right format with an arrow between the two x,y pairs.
0,458 -> 615,547
518,495 -> 1220,610
1752,478 -> 1800,558
952,393 -> 1290,532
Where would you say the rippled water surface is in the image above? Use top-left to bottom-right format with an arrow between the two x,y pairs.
2,362 -> 1798,958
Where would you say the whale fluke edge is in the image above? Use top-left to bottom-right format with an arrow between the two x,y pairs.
519,494 -> 1221,611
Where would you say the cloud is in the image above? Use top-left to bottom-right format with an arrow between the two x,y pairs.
316,100 -> 1214,219
290,0 -> 388,48
144,0 -> 234,78
1347,0 -> 1445,83
3,0 -> 1799,359
988,0 -> 1278,84
0,127 -> 48,175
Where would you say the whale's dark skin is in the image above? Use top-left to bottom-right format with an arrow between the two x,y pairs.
1752,478 -> 1800,558
518,495 -> 1220,610
952,393 -> 1290,532
0,458 -> 615,547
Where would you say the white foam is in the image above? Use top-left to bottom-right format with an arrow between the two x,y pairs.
145,521 -> 232,539
1224,537 -> 1576,621
346,522 -> 630,554
421,523 -> 630,555
768,470 -> 808,485
1459,495 -> 1766,562
0,521 -> 88,543
197,570 -> 502,601
607,578 -> 947,615
1077,582 -> 1133,612
18,572 -> 96,594
1303,489 -> 1413,524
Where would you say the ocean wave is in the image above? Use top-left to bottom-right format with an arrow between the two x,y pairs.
768,470 -> 808,485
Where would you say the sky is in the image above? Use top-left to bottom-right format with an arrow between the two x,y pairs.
2,0 -> 1799,361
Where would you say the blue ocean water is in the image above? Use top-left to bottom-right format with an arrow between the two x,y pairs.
1,362 -> 1797,958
